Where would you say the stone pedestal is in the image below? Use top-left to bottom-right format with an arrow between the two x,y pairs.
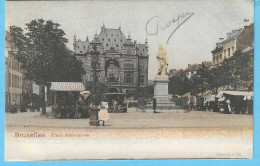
89,107 -> 99,126
145,76 -> 180,110
154,77 -> 170,103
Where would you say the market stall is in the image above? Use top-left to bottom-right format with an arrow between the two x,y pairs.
216,91 -> 254,114
49,82 -> 86,118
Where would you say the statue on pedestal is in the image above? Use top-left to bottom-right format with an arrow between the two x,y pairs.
156,45 -> 169,76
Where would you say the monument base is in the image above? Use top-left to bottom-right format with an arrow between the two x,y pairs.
145,76 -> 181,110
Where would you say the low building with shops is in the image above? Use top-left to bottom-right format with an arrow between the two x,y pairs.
5,30 -> 33,109
73,25 -> 149,96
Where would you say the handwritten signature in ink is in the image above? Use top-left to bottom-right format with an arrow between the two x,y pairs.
145,12 -> 195,44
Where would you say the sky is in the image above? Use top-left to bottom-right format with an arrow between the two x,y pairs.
6,0 -> 254,79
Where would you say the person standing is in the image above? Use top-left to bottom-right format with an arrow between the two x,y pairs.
193,96 -> 197,111
186,97 -> 191,112
226,98 -> 231,114
98,101 -> 109,126
153,98 -> 157,113
113,99 -> 118,113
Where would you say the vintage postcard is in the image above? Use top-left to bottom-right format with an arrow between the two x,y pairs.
4,0 -> 254,161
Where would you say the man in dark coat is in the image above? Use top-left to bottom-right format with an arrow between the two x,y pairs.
153,98 -> 157,113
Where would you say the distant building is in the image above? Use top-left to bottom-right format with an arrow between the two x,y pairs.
201,61 -> 213,69
182,63 -> 202,79
212,22 -> 254,65
74,25 -> 149,96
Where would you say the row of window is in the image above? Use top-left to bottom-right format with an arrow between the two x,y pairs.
213,54 -> 223,64
7,58 -> 20,72
89,59 -> 145,70
223,46 -> 235,58
9,73 -> 22,88
6,93 -> 22,106
86,73 -> 145,84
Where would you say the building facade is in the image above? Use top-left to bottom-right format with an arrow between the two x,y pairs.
212,22 -> 254,65
74,25 -> 149,95
5,30 -> 23,107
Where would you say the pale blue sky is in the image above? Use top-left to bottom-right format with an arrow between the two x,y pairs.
6,0 -> 254,79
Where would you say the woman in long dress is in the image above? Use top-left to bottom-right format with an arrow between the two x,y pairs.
98,101 -> 109,126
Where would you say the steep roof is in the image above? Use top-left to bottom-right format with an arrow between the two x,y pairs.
220,28 -> 243,44
74,40 -> 90,54
98,26 -> 127,51
136,44 -> 148,57
202,61 -> 213,68
169,69 -> 183,78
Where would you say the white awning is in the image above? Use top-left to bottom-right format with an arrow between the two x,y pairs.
49,82 -> 85,92
221,91 -> 254,97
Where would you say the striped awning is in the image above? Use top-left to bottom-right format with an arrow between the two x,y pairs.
50,82 -> 85,92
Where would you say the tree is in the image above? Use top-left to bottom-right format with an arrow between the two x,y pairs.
85,81 -> 107,104
10,19 -> 85,115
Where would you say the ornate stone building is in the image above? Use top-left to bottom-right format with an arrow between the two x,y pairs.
73,25 -> 149,95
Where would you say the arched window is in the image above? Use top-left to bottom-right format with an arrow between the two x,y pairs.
124,73 -> 134,83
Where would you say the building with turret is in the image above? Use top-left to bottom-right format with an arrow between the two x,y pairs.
73,25 -> 149,96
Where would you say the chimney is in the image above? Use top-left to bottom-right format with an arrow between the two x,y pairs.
188,64 -> 191,67
227,32 -> 232,38
217,38 -> 224,46
244,19 -> 250,27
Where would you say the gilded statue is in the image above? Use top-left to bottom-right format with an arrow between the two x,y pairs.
156,45 -> 169,76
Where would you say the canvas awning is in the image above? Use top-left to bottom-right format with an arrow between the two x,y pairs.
49,82 -> 85,92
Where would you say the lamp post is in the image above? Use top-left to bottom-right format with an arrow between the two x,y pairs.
89,34 -> 101,126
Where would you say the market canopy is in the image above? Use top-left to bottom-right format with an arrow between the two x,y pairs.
49,82 -> 85,92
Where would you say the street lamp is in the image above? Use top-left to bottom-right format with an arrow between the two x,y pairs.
89,34 -> 102,126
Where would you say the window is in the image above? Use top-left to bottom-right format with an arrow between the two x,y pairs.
139,75 -> 144,84
92,58 -> 101,68
224,49 -> 226,58
124,60 -> 134,69
9,73 -> 11,86
139,62 -> 144,69
228,48 -> 230,57
110,60 -> 114,68
124,73 -> 134,83
220,54 -> 223,62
